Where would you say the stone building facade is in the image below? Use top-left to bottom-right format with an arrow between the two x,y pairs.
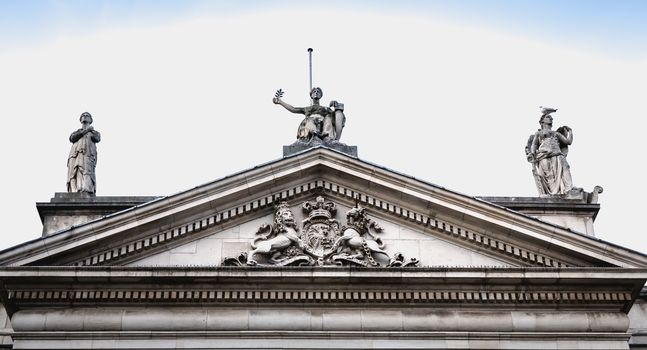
1,147 -> 646,349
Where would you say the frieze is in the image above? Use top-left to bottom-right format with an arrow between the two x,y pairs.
223,196 -> 419,267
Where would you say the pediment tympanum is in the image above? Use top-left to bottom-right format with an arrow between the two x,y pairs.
127,195 -> 512,268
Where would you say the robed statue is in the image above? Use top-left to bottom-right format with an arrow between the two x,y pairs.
67,112 -> 101,194
273,87 -> 346,144
525,107 -> 574,196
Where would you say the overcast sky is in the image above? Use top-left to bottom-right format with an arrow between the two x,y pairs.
1,0 -> 646,254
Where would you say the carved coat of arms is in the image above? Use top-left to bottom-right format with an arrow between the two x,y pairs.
223,196 -> 418,267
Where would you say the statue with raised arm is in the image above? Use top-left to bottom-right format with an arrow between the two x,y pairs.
273,87 -> 345,144
67,112 -> 101,194
525,107 -> 574,196
274,49 -> 356,157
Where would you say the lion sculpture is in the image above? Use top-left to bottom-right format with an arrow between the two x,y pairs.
247,202 -> 304,265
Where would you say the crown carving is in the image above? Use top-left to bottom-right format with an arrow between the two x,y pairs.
302,196 -> 336,221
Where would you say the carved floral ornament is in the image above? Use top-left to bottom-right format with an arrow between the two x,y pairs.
223,196 -> 419,267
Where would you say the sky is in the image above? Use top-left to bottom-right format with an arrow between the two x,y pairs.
1,0 -> 646,255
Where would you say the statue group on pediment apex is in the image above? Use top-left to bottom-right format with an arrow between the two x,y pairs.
274,87 -> 346,146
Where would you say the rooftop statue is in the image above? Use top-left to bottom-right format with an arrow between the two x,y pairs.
275,48 -> 357,157
273,87 -> 346,144
67,112 -> 101,194
525,107 -> 574,196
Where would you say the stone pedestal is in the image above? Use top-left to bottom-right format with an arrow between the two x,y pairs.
283,142 -> 357,157
479,195 -> 601,236
36,192 -> 159,236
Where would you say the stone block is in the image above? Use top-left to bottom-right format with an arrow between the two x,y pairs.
10,311 -> 45,332
169,240 -> 197,254
629,298 -> 647,331
82,308 -> 123,331
361,310 -> 403,330
248,309 -> 311,330
121,308 -> 207,331
206,309 -> 249,330
128,250 -> 171,266
322,310 -> 362,330
587,311 -> 629,332
222,241 -> 250,260
418,239 -> 468,267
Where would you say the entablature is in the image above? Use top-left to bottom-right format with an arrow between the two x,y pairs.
1,266 -> 645,313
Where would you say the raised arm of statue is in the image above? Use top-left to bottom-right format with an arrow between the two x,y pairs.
273,97 -> 305,115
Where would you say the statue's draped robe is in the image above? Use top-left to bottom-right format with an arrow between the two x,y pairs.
297,105 -> 332,142
533,131 -> 572,195
67,129 -> 100,193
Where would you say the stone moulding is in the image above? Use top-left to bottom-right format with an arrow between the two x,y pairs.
66,179 -> 576,268
4,330 -> 634,350
6,288 -> 632,307
5,331 -> 634,339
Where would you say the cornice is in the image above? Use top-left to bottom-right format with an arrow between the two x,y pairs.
2,267 -> 645,312
1,266 -> 645,283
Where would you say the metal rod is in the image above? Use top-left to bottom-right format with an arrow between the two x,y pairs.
308,48 -> 313,94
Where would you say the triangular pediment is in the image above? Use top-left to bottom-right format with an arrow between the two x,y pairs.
1,147 -> 646,268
